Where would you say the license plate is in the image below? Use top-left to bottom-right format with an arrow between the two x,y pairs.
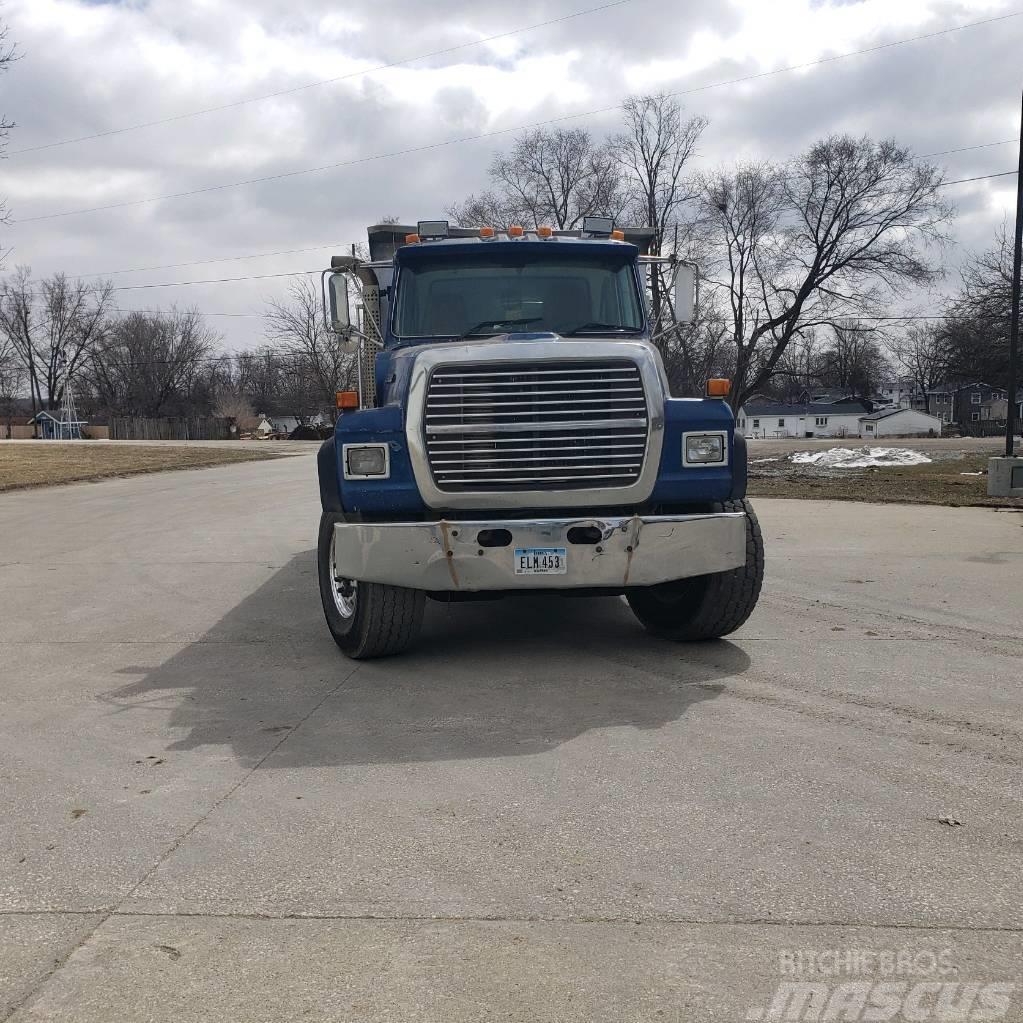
514,547 -> 567,575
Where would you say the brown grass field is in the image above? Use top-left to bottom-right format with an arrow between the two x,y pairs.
747,446 -> 1023,509
0,443 -> 290,492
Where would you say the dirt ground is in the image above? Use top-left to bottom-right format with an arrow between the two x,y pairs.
0,442 -> 291,491
745,436 -> 1023,508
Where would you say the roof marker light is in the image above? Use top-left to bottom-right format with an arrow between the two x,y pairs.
537,225 -> 553,238
404,233 -> 420,244
611,229 -> 625,241
479,226 -> 495,239
508,224 -> 524,238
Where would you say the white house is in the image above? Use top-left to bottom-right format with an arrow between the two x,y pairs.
859,407 -> 942,438
875,377 -> 926,409
737,402 -> 870,440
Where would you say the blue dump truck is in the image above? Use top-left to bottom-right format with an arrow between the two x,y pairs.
316,219 -> 763,658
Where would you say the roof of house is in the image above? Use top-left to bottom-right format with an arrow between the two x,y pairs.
29,410 -> 87,424
743,401 -> 871,417
930,382 -> 996,395
860,407 -> 940,422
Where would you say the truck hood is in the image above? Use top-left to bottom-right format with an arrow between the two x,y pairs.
376,332 -> 667,407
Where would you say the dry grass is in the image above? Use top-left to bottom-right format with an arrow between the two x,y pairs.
748,453 -> 1023,509
0,443 -> 290,492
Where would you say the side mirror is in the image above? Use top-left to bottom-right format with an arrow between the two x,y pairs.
328,273 -> 351,333
673,264 -> 697,324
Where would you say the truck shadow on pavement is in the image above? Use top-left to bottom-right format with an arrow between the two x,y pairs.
107,550 -> 749,768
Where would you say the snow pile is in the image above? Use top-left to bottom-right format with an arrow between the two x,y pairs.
789,446 -> 932,469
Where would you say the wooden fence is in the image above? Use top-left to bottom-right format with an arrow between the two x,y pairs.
109,416 -> 234,441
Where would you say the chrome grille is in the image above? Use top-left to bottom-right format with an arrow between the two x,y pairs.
424,360 -> 648,491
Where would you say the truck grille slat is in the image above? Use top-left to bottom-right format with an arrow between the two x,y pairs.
431,453 -> 645,466
428,388 -> 645,403
430,443 -> 646,456
425,360 -> 649,492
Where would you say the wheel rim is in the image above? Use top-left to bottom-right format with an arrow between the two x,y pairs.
329,535 -> 358,619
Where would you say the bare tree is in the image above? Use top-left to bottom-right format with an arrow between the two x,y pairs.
88,308 -> 218,417
1,12 -> 17,258
448,127 -> 626,230
887,324 -> 951,399
234,347 -> 287,415
696,136 -> 951,409
264,277 -> 355,421
612,93 -> 707,327
0,269 -> 113,415
937,224 -> 1013,385
214,390 -> 255,424
817,321 -> 890,397
0,329 -> 23,435
769,333 -> 825,401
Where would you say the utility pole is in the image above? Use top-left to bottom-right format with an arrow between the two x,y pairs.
1005,86 -> 1022,457
990,87 -> 1023,495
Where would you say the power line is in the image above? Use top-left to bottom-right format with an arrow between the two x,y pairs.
92,168 -> 1016,292
109,269 -> 320,292
6,0 -> 640,157
14,9 -> 1021,226
38,137 -> 1015,282
84,169 -> 1011,293
111,307 -> 262,318
79,242 -> 348,279
41,161 -> 1018,295
939,169 -> 1018,186
920,139 -> 1016,158
103,310 -> 1010,333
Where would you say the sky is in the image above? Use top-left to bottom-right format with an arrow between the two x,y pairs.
0,0 -> 1020,349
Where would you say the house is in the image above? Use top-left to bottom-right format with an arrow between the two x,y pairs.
271,416 -> 303,435
737,401 -> 870,439
859,407 -> 942,438
796,388 -> 876,409
928,383 -> 1009,428
874,377 -> 927,410
29,410 -> 87,440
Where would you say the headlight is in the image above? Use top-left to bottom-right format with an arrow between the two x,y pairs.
683,433 -> 725,465
344,443 -> 389,478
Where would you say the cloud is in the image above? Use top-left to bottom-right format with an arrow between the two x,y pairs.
0,0 -> 1017,347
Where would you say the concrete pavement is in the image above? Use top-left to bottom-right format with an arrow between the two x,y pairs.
1,455 -> 1021,1021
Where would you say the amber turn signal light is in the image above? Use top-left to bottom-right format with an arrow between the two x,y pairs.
336,390 -> 359,410
404,233 -> 420,244
706,378 -> 731,398
610,229 -> 625,241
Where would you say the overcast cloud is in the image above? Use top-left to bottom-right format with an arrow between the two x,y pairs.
1,0 -> 1019,348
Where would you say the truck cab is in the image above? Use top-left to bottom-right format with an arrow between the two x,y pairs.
316,219 -> 763,658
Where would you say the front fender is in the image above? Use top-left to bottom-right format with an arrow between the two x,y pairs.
317,437 -> 343,513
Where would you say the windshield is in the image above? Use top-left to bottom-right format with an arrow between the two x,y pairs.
393,255 -> 643,339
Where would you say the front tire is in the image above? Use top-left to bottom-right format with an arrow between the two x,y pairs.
626,499 -> 764,641
317,512 -> 425,659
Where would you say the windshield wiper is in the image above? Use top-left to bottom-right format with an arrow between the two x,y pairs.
561,321 -> 637,336
458,317 -> 542,339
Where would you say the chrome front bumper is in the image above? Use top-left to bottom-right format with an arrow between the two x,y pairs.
332,513 -> 747,592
